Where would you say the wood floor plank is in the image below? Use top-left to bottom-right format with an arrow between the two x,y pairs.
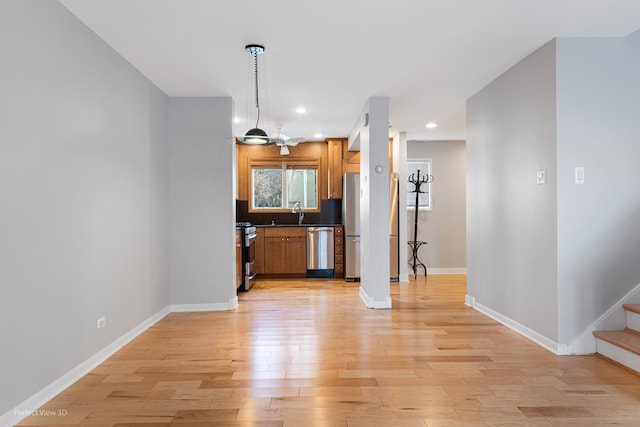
15,275 -> 640,426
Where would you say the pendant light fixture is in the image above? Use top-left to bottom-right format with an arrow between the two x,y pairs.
240,44 -> 269,144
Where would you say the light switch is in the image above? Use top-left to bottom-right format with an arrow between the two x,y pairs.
575,167 -> 584,184
536,169 -> 547,185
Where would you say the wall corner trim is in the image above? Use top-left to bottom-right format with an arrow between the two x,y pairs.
464,294 -> 475,308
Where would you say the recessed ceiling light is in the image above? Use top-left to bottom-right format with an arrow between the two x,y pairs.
314,133 -> 323,138
233,117 -> 241,124
425,122 -> 438,129
296,106 -> 307,114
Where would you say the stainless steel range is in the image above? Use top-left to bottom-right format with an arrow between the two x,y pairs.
236,222 -> 257,291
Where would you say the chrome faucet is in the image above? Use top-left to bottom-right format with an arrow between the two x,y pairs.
292,202 -> 304,225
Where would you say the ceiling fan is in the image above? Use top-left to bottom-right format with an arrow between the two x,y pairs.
270,125 -> 304,156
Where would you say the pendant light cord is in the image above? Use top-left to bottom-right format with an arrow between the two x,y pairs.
253,51 -> 260,129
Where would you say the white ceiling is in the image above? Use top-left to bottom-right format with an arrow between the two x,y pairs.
59,0 -> 640,142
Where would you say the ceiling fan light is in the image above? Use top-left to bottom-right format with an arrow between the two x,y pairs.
243,127 -> 269,144
280,145 -> 290,155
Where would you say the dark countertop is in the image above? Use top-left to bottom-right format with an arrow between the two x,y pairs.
255,223 -> 340,227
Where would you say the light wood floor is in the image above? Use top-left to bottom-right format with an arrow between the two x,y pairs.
18,275 -> 640,426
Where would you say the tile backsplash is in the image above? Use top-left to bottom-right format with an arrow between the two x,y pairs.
236,199 -> 342,225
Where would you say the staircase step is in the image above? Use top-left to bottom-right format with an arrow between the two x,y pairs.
623,304 -> 640,315
593,329 -> 640,355
593,329 -> 640,374
623,305 -> 640,332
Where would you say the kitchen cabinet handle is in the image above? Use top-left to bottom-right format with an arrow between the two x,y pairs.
308,227 -> 334,232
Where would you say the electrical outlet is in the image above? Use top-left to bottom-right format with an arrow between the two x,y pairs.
96,316 -> 106,330
536,169 -> 547,185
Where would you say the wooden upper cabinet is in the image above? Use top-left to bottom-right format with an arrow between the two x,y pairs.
327,139 -> 344,199
236,142 -> 327,203
341,138 -> 394,174
343,139 -> 360,174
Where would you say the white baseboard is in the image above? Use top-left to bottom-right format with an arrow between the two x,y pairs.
464,294 -> 475,308
556,327 -> 596,355
427,268 -> 467,275
359,287 -> 392,309
467,297 -> 559,355
1,307 -> 170,427
597,282 -> 640,331
466,286 -> 640,356
559,281 -> 640,355
170,300 -> 237,312
2,294 -> 241,427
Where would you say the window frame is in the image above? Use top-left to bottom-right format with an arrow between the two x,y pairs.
249,159 -> 321,213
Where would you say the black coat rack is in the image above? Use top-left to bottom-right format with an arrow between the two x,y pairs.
407,169 -> 433,279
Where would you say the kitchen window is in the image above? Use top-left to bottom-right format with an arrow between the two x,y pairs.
251,161 -> 319,211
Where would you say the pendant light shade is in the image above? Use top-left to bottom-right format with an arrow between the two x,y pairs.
243,127 -> 269,144
240,44 -> 269,144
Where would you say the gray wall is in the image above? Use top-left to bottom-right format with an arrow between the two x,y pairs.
556,36 -> 640,343
0,0 -> 169,414
407,140 -> 466,270
467,41 -> 559,341
468,32 -> 640,349
168,98 -> 236,306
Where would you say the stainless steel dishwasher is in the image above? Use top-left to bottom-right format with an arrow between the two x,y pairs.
306,226 -> 334,278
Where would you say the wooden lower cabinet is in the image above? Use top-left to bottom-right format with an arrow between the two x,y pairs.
334,226 -> 344,278
264,237 -> 286,273
254,229 -> 265,275
284,236 -> 307,273
255,226 -> 345,279
261,227 -> 307,276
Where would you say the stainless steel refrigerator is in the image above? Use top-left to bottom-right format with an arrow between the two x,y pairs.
343,172 -> 399,281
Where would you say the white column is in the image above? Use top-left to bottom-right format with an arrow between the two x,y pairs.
359,97 -> 391,308
395,132 -> 409,282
